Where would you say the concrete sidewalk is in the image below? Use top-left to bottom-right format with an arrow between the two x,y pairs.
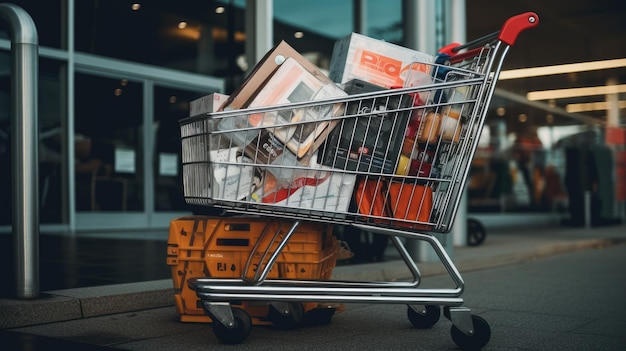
2,223 -> 625,330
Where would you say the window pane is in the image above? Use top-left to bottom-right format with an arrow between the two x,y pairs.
74,73 -> 144,212
366,0 -> 403,43
153,85 -> 210,211
0,54 -> 66,224
74,0 -> 245,79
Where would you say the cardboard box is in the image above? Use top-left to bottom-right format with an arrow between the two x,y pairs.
216,117 -> 306,186
208,147 -> 256,201
223,40 -> 334,111
329,33 -> 434,88
190,93 -> 229,116
320,79 -> 410,174
246,57 -> 347,159
251,164 -> 356,214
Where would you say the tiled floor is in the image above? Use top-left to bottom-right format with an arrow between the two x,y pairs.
0,232 -> 171,298
0,225 -> 383,299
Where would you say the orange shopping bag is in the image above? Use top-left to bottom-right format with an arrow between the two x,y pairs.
387,181 -> 433,229
353,178 -> 391,223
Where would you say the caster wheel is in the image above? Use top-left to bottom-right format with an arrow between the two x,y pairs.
467,218 -> 486,247
212,308 -> 252,345
407,305 -> 441,329
451,315 -> 491,350
303,307 -> 336,326
268,302 -> 304,330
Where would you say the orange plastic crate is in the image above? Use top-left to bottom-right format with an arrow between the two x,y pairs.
167,215 -> 338,323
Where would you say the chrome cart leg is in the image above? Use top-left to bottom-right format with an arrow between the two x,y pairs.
356,224 -> 466,292
201,301 -> 235,328
444,306 -> 474,335
268,301 -> 304,329
389,234 -> 421,285
201,301 -> 253,344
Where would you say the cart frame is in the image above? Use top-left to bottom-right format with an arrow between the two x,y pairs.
179,12 -> 539,349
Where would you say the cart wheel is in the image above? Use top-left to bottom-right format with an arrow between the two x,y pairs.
451,315 -> 491,350
268,302 -> 304,330
467,218 -> 486,247
212,308 -> 252,345
303,307 -> 336,326
407,305 -> 441,329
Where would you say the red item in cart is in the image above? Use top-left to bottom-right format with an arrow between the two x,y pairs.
396,155 -> 434,177
397,138 -> 437,177
387,181 -> 433,229
353,178 -> 391,223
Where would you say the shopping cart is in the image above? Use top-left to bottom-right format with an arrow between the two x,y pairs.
179,12 -> 538,349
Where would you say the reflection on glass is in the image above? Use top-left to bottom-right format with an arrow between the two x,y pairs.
0,55 -> 66,224
74,0 -> 245,79
74,73 -> 143,212
153,85 -> 208,211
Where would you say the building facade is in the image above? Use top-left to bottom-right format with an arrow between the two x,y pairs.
1,0 -> 624,233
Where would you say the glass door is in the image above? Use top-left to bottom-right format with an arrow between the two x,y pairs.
153,85 -> 212,213
73,68 -> 222,230
74,72 -> 144,212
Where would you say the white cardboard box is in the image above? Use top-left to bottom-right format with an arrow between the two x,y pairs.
252,168 -> 356,213
190,93 -> 229,116
209,147 -> 255,201
329,33 -> 434,88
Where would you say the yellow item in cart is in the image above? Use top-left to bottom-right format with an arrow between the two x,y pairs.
167,215 -> 339,324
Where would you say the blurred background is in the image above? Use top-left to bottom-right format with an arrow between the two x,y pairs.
0,0 -> 624,234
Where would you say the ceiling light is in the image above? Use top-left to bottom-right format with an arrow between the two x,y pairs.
178,21 -> 188,29
131,3 -> 141,11
294,31 -> 304,39
499,58 -> 626,80
527,84 -> 626,101
215,6 -> 225,14
566,100 -> 626,113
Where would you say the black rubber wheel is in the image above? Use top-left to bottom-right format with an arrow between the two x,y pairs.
267,302 -> 304,330
407,305 -> 441,329
212,308 -> 252,345
302,307 -> 336,326
467,218 -> 487,247
451,315 -> 491,350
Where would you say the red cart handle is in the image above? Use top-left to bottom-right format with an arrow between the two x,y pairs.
437,12 -> 538,64
498,12 -> 539,46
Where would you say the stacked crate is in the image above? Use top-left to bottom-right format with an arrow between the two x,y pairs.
167,215 -> 338,324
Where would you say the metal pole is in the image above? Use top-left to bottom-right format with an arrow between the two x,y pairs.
447,0 -> 468,248
245,0 -> 273,69
0,3 -> 40,299
403,0 -> 437,262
